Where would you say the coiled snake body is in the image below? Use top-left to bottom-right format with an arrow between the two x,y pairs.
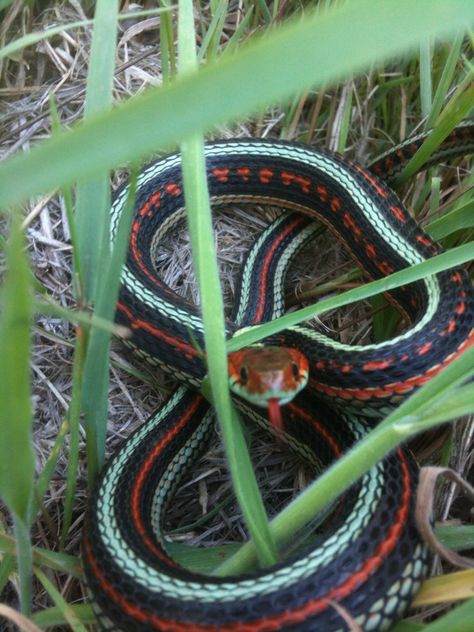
84,125 -> 474,631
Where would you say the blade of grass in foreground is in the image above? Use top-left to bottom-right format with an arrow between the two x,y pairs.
82,168 -> 139,483
0,0 -> 473,209
178,0 -> 277,567
227,241 -> 474,352
74,0 -> 118,301
0,216 -> 34,612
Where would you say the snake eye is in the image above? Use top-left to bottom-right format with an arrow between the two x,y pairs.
291,362 -> 300,380
239,366 -> 249,385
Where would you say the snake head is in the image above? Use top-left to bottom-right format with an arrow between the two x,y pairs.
227,345 -> 309,431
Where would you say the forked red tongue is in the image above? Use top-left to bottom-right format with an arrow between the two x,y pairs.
268,398 -> 283,432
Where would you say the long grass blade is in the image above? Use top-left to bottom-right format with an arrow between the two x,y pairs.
35,568 -> 88,632
74,0 -> 118,301
0,1 -> 472,209
0,216 -> 34,612
81,168 -> 138,482
227,241 -> 474,352
178,0 -> 277,567
426,32 -> 464,128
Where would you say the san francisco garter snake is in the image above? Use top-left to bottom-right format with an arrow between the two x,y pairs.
83,124 -> 474,631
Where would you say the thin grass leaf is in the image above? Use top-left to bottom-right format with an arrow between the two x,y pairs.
74,0 -> 118,301
427,183 -> 474,240
81,168 -> 138,483
391,623 -> 425,632
379,345 -> 474,430
35,568 -> 88,632
227,241 -> 474,352
222,6 -> 255,57
34,420 -> 68,507
31,604 -> 96,628
435,525 -> 474,551
419,39 -> 433,119
0,216 -> 34,612
0,554 -> 16,597
0,0 -> 473,209
0,534 -> 82,578
0,218 -> 34,522
429,175 -> 441,215
426,32 -> 464,127
198,0 -> 228,61
159,0 -> 176,82
166,542 -> 241,573
255,0 -> 272,24
336,83 -> 353,153
178,0 -> 277,567
412,382 -> 474,425
421,598 -> 474,631
61,328 -> 86,547
11,519 -> 32,615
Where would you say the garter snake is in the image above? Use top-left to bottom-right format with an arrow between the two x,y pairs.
83,124 -> 474,631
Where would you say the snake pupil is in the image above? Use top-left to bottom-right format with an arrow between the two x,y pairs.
239,366 -> 249,385
291,362 -> 299,380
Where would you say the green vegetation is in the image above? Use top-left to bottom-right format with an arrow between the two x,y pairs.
0,0 -> 473,629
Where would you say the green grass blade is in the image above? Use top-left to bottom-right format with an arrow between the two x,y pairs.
0,19 -> 92,61
0,534 -> 82,578
0,216 -> 34,612
159,0 -> 176,82
336,83 -> 353,153
61,329 -> 87,546
0,1 -> 473,209
35,420 -> 68,507
167,542 -> 241,573
31,604 -> 96,628
422,598 -> 474,632
435,525 -> 474,551
35,568 -> 88,632
427,181 -> 474,240
0,217 -> 34,521
178,0 -> 277,567
227,241 -> 474,352
32,297 -> 126,336
198,0 -> 228,61
391,623 -> 424,632
419,39 -> 433,119
12,517 -> 33,615
74,0 -> 118,301
81,168 -> 138,482
0,553 -> 16,596
427,32 -> 464,127
378,345 -> 474,430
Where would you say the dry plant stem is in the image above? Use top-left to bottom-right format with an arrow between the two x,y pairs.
416,467 -> 474,568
